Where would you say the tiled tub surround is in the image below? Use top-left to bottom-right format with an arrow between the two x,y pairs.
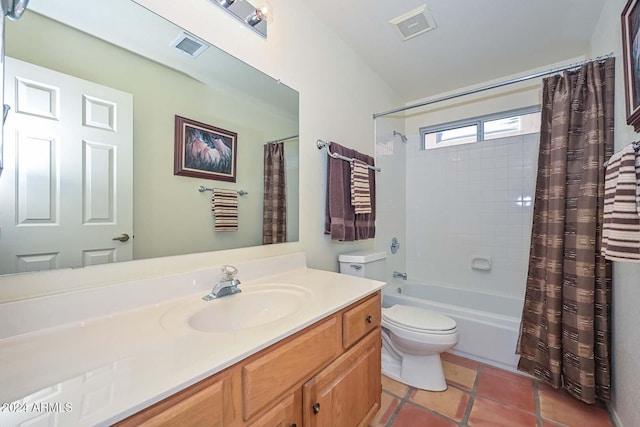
0,253 -> 384,426
405,134 -> 539,300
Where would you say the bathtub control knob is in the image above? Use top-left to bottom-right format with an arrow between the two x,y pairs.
312,403 -> 320,414
366,315 -> 373,323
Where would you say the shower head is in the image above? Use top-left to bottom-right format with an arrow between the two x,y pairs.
393,130 -> 408,143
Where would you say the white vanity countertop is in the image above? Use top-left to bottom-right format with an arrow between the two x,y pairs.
0,253 -> 384,426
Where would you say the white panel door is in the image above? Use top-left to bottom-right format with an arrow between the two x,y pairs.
0,57 -> 133,274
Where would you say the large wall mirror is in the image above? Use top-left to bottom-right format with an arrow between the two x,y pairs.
0,0 -> 299,275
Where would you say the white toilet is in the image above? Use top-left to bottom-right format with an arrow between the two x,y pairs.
339,250 -> 459,391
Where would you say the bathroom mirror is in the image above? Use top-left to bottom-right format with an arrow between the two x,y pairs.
0,0 -> 299,275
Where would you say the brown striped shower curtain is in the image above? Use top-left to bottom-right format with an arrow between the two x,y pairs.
262,142 -> 287,244
516,58 -> 615,404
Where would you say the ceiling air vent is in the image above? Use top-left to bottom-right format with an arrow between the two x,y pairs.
171,32 -> 209,58
389,4 -> 437,42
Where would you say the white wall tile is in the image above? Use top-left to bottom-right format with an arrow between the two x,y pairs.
404,133 -> 539,296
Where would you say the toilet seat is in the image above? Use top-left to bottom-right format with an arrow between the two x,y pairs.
382,305 -> 456,335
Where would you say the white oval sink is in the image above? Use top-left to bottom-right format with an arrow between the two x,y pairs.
187,284 -> 310,333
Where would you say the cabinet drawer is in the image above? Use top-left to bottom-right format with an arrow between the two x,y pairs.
242,316 -> 340,420
247,390 -> 302,427
342,292 -> 381,349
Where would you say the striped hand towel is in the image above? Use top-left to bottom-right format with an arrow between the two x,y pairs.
636,147 -> 640,216
211,189 -> 238,232
602,144 -> 640,262
350,158 -> 372,214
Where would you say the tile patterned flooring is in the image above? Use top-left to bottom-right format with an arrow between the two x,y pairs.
370,352 -> 614,427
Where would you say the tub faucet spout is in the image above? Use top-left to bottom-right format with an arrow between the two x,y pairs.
203,265 -> 242,301
393,271 -> 407,280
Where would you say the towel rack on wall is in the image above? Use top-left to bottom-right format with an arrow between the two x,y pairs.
316,139 -> 381,172
198,186 -> 248,196
603,141 -> 640,167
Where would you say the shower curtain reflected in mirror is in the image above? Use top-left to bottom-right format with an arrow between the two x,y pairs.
517,58 -> 615,404
262,142 -> 286,244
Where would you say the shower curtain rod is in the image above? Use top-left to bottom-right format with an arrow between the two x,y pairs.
372,52 -> 614,119
265,134 -> 298,144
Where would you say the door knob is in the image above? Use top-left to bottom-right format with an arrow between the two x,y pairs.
112,233 -> 130,242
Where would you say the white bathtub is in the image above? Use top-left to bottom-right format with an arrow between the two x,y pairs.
382,281 -> 524,372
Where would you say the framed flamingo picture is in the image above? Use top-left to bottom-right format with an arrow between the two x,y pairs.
174,115 -> 237,182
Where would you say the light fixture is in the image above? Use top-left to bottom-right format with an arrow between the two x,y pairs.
246,8 -> 263,26
209,0 -> 269,37
247,0 -> 273,24
218,0 -> 235,8
3,0 -> 29,20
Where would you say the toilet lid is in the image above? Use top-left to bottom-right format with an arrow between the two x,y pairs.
383,304 -> 456,333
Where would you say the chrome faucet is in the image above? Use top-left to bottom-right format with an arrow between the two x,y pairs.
203,265 -> 242,301
393,271 -> 407,280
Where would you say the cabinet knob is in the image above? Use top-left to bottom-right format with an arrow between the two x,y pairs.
366,315 -> 373,323
312,402 -> 320,414
289,424 -> 297,427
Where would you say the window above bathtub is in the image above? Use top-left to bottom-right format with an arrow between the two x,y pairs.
420,106 -> 541,150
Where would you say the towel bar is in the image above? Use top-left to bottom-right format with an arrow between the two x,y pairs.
317,139 -> 381,172
198,186 -> 248,196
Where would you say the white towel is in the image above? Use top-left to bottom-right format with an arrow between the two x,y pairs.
211,189 -> 238,232
350,159 -> 372,214
602,144 -> 640,262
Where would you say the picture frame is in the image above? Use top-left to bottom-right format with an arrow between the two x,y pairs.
622,0 -> 640,132
174,115 -> 237,182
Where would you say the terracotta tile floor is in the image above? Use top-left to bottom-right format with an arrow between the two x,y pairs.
369,352 -> 614,427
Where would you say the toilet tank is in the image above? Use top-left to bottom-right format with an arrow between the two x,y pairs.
339,250 -> 387,280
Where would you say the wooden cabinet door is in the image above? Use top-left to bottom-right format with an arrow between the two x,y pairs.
247,390 -> 302,427
302,329 -> 381,427
115,369 -> 241,427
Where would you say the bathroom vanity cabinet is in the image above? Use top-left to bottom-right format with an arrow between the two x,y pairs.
115,291 -> 382,427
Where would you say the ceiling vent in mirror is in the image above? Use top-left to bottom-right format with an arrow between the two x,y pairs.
389,4 -> 437,42
171,32 -> 209,58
